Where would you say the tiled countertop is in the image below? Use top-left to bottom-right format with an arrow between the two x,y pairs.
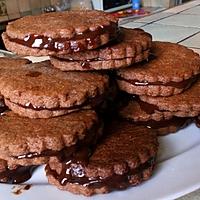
121,1 -> 200,199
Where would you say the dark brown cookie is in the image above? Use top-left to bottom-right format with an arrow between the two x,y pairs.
2,10 -> 118,56
119,99 -> 192,136
50,28 -> 152,71
0,61 -> 110,118
46,121 -> 158,196
117,42 -> 200,97
140,78 -> 200,118
0,110 -> 102,166
0,159 -> 36,184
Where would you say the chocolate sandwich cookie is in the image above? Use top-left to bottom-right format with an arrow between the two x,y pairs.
0,61 -> 109,118
0,110 -> 102,166
50,28 -> 152,71
2,10 -> 118,56
0,159 -> 36,184
46,121 -> 158,196
117,42 -> 200,97
119,99 -> 192,136
140,78 -> 200,118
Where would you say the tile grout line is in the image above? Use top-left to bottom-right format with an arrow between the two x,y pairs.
177,30 -> 200,44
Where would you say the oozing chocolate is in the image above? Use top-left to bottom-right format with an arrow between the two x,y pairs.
134,117 -> 192,130
0,166 -> 36,184
12,120 -> 102,161
8,23 -> 117,53
46,157 -> 155,190
117,75 -> 197,89
137,99 -> 159,115
13,146 -> 76,160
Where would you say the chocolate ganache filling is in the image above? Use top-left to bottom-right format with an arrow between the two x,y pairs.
117,75 -> 197,89
134,117 -> 192,130
7,92 -> 105,112
46,151 -> 155,189
0,165 -> 37,184
13,120 -> 102,161
8,23 -> 117,52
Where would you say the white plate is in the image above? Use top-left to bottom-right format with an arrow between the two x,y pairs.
0,124 -> 199,200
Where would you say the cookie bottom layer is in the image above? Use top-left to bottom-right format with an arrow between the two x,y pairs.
50,50 -> 150,71
46,157 -> 155,196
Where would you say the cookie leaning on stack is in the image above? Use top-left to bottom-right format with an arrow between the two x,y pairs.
117,41 -> 200,135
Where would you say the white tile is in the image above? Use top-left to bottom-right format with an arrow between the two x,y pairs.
134,12 -> 174,23
141,23 -> 200,43
156,14 -> 200,28
164,0 -> 200,13
120,22 -> 145,29
181,5 -> 200,15
180,32 -> 200,48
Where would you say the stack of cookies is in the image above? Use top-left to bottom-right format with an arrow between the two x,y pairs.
117,42 -> 200,135
0,9 -> 198,197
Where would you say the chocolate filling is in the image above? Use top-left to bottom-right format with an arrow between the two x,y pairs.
117,75 -> 197,89
137,99 -> 159,115
46,156 -> 155,189
6,92 -> 105,112
8,23 -> 117,52
12,120 -> 102,161
134,117 -> 192,130
0,166 -> 36,184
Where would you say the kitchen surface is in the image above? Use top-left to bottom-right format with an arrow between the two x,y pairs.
0,1 -> 200,200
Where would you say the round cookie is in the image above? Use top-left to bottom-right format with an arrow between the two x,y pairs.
117,42 -> 200,97
119,99 -> 192,136
0,61 -> 110,118
2,10 -> 118,56
140,78 -> 200,118
46,121 -> 158,196
50,28 -> 152,71
0,110 -> 102,166
0,159 -> 36,184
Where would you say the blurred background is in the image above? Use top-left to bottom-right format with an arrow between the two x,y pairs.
0,0 -> 192,48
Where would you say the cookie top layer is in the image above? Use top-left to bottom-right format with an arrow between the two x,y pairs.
117,41 -> 200,83
0,61 -> 109,111
140,78 -> 200,117
6,10 -> 117,39
0,110 -> 99,161
116,42 -> 200,96
4,10 -> 118,55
